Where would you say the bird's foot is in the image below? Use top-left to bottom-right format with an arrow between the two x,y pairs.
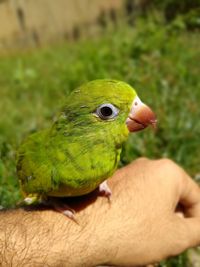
47,197 -> 77,222
99,180 -> 112,202
21,195 -> 77,221
22,194 -> 44,206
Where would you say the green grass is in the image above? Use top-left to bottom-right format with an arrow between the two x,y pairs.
0,16 -> 199,266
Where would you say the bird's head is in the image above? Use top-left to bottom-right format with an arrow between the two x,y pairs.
54,79 -> 157,145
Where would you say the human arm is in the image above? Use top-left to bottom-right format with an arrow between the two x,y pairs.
0,158 -> 200,266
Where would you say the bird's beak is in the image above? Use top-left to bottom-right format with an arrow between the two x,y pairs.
126,96 -> 157,132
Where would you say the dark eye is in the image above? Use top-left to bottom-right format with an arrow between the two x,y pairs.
96,103 -> 119,120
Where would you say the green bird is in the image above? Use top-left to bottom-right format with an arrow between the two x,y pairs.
17,79 -> 156,217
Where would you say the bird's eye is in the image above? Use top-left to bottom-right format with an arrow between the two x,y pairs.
96,103 -> 119,120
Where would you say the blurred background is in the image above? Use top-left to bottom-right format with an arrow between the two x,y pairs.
0,0 -> 199,266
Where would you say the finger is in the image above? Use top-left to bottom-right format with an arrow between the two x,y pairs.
179,169 -> 200,216
181,218 -> 200,249
169,217 -> 200,256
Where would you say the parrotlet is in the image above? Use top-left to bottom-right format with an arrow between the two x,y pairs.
17,79 -> 156,217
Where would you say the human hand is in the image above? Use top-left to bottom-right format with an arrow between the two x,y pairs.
93,158 -> 200,266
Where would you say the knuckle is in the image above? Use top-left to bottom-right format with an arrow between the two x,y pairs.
158,158 -> 175,167
157,158 -> 180,173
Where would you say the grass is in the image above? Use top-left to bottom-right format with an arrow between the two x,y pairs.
0,16 -> 199,266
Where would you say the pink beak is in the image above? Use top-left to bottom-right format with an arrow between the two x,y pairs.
126,98 -> 157,132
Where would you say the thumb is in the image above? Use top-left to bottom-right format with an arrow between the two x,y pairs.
172,216 -> 200,255
183,218 -> 200,248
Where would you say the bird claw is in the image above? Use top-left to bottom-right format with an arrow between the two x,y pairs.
46,198 -> 77,222
99,180 -> 112,202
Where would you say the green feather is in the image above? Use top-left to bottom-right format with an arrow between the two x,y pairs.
17,79 -> 137,199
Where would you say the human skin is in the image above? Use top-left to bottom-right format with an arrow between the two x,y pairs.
0,158 -> 200,267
